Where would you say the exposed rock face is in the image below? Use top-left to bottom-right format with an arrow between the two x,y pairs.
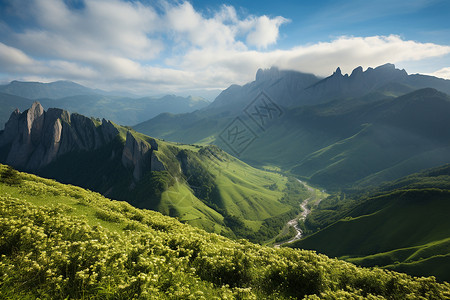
0,109 -> 21,148
255,66 -> 281,82
122,131 -> 151,180
0,102 -> 119,170
0,102 -> 166,183
101,118 -> 119,142
121,131 -> 165,180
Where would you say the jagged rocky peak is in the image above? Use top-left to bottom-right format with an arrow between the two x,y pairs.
369,63 -> 408,76
255,66 -> 281,82
330,67 -> 349,78
331,63 -> 408,79
333,67 -> 343,76
376,63 -> 396,70
350,66 -> 363,77
0,102 -> 120,170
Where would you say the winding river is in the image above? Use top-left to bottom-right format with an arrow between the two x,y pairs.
274,179 -> 322,247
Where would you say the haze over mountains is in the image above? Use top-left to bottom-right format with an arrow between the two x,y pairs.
0,80 -> 209,126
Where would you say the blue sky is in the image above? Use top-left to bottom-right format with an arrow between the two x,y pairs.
0,0 -> 449,98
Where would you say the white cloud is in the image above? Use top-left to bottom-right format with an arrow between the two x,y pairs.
274,35 -> 450,76
0,0 -> 449,95
11,0 -> 162,62
428,67 -> 450,79
246,16 -> 289,48
0,42 -> 34,68
174,35 -> 450,88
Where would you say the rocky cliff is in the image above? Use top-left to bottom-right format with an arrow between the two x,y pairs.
121,131 -> 164,180
0,102 -> 164,180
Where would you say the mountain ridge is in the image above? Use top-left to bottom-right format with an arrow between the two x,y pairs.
204,63 -> 450,113
0,80 -> 98,99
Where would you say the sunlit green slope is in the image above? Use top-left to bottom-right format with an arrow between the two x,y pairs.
1,165 -> 449,299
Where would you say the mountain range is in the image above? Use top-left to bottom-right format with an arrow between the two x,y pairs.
134,64 -> 450,189
0,80 -> 209,126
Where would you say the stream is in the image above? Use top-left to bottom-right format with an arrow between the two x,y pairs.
274,179 -> 321,247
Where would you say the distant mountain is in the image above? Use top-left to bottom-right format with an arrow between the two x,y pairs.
0,80 -> 210,126
0,93 -> 35,129
301,63 -> 450,103
0,102 -> 308,241
38,94 -> 210,126
206,63 -> 450,111
0,80 -> 98,99
288,164 -> 450,282
134,65 -> 450,189
289,88 -> 450,188
207,67 -> 321,112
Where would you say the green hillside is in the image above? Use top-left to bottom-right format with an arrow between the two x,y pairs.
288,165 -> 450,282
1,165 -> 449,299
46,133 -> 309,242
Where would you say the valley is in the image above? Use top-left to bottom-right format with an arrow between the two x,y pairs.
274,180 -> 327,247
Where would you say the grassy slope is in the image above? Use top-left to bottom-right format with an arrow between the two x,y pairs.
1,165 -> 449,299
148,137 -> 301,238
288,166 -> 450,281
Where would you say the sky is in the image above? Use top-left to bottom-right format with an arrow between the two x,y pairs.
0,0 -> 450,98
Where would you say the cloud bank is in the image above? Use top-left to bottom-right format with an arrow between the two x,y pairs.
0,0 -> 449,95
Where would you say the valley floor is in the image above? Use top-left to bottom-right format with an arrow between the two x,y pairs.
273,179 -> 327,247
